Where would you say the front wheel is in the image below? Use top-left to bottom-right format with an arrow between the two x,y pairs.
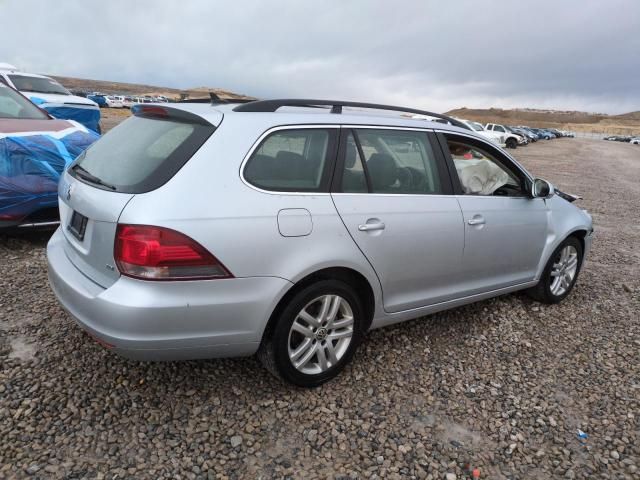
527,236 -> 583,304
258,280 -> 364,387
506,138 -> 517,149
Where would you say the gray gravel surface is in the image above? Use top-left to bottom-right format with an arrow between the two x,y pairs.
1,138 -> 639,479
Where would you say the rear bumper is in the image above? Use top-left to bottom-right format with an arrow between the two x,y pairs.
47,227 -> 292,360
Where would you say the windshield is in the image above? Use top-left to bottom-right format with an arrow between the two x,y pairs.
0,84 -> 49,119
470,122 -> 484,132
9,74 -> 70,95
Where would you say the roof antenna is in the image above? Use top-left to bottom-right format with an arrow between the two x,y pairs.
331,104 -> 342,114
209,92 -> 223,104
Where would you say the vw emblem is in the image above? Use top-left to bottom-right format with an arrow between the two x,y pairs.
66,184 -> 73,201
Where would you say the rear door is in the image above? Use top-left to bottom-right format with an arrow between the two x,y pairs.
331,127 -> 465,313
438,132 -> 548,294
59,105 -> 219,288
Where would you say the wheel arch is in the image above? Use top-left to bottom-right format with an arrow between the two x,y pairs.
536,227 -> 590,280
568,228 -> 588,254
259,266 -> 377,346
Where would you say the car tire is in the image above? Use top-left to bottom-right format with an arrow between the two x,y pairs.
506,138 -> 517,149
258,279 -> 364,387
526,236 -> 583,304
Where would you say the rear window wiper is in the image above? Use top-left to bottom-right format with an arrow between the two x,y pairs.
71,164 -> 117,191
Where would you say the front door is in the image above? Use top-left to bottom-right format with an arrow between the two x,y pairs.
439,132 -> 548,295
331,127 -> 465,313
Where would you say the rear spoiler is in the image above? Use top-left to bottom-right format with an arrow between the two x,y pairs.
177,92 -> 256,105
131,104 -> 214,126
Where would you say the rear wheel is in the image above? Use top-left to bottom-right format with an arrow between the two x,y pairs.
258,280 -> 364,387
527,236 -> 583,304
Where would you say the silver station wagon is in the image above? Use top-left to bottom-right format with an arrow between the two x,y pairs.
47,99 -> 593,387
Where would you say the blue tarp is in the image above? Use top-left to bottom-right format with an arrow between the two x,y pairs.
30,96 -> 102,134
43,105 -> 101,134
0,126 -> 99,222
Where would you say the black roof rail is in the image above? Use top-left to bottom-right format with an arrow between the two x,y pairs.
232,99 -> 470,130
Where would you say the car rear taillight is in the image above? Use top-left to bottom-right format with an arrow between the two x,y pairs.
114,224 -> 232,281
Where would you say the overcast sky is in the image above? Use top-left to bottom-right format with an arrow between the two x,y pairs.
1,0 -> 639,114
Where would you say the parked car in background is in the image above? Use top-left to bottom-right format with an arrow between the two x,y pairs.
454,118 -> 506,147
105,95 -> 125,108
511,127 -> 534,142
122,96 -> 135,108
47,98 -> 593,386
547,128 -> 564,138
0,63 -> 101,133
0,82 -> 99,229
485,123 -> 523,149
510,126 -> 536,142
505,126 -> 529,146
604,135 -> 633,142
531,128 -> 554,140
630,137 -> 640,145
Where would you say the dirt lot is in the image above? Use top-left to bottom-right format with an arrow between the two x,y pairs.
1,138 -> 639,479
100,108 -> 132,132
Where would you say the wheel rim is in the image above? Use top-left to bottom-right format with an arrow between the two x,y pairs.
287,295 -> 354,375
550,245 -> 579,296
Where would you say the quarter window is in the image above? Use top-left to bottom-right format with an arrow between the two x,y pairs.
340,129 -> 443,194
244,129 -> 334,192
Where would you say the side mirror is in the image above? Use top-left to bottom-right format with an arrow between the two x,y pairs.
532,178 -> 554,198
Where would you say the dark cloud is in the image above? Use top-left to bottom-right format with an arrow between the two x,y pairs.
1,0 -> 638,113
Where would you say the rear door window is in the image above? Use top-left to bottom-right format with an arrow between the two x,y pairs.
338,128 -> 446,195
71,109 -> 216,193
243,128 -> 337,192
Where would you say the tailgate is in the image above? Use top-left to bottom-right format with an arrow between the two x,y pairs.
58,171 -> 134,288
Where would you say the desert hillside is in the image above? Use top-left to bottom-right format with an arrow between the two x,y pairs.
446,107 -> 640,136
52,75 -> 254,101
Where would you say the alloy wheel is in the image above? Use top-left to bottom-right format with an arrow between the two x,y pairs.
550,245 -> 579,296
287,295 -> 354,375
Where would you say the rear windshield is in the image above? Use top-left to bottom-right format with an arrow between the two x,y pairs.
71,114 -> 215,193
0,84 -> 49,119
9,75 -> 69,95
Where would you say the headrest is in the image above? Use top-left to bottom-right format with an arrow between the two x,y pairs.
367,153 -> 397,190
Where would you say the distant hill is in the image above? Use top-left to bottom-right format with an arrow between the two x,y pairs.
51,75 -> 255,101
446,107 -> 640,135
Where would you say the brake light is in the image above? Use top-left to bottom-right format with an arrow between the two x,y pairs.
114,224 -> 232,280
132,105 -> 168,118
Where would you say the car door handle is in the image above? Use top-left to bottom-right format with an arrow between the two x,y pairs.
468,216 -> 486,226
358,222 -> 386,232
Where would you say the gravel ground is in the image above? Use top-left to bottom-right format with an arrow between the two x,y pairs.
1,138 -> 639,479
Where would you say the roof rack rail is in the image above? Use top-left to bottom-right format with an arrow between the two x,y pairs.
232,99 -> 470,130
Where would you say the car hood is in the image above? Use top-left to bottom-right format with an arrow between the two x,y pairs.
22,91 -> 98,108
